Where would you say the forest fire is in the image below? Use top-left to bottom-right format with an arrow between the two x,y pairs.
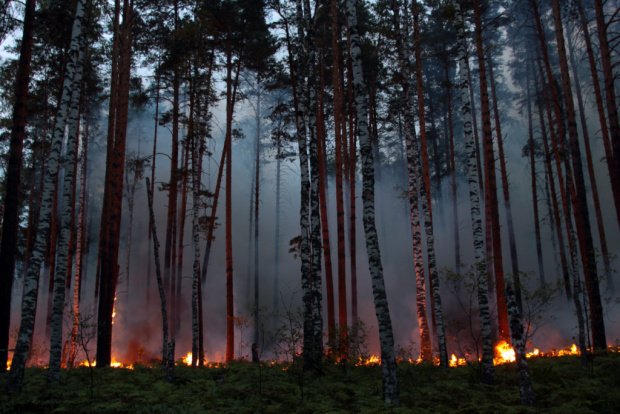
182,352 -> 193,366
449,354 -> 467,367
494,340 -> 516,365
355,354 -> 381,366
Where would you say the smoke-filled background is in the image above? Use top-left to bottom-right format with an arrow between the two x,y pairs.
3,0 -> 620,366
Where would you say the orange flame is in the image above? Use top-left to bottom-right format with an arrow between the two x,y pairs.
494,340 -> 516,365
355,354 -> 381,366
449,353 -> 466,367
182,352 -> 193,366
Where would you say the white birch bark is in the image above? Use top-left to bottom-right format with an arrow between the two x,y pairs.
8,0 -> 87,390
389,0 -> 431,362
346,0 -> 399,404
455,3 -> 495,384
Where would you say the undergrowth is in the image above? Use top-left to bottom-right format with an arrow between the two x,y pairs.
1,354 -> 619,413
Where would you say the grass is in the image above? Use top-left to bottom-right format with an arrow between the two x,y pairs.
1,354 -> 619,413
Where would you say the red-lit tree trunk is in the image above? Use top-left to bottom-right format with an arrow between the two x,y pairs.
330,0 -> 348,360
549,0 -> 606,351
223,48 -> 241,362
317,56 -> 335,349
575,0 -> 619,225
593,0 -> 620,227
0,0 -> 36,372
568,32 -> 612,291
473,0 -> 509,342
175,132 -> 190,336
413,1 -> 447,367
96,0 -> 133,368
390,0 -> 431,362
487,51 -> 521,308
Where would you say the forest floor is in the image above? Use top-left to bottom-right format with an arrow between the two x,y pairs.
1,353 -> 619,413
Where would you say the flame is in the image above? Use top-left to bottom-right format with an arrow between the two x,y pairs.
355,354 -> 381,366
526,348 -> 540,358
76,356 -> 132,369
182,352 -> 193,366
111,295 -> 117,325
449,353 -> 466,367
494,340 -> 516,365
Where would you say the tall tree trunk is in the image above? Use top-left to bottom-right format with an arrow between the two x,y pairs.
0,0 -> 36,372
576,0 -> 619,223
8,0 -> 86,389
525,62 -> 545,286
567,31 -> 613,291
96,0 -> 133,367
317,58 -> 335,349
487,50 -> 521,308
224,49 -> 237,362
49,86 -> 85,382
389,0 -> 431,362
593,0 -> 620,226
473,0 -> 509,342
331,0 -> 348,360
175,134 -> 190,336
146,177 -> 174,379
550,0 -> 606,351
252,85 -> 261,360
164,2 -> 180,334
413,0 -> 447,367
445,62 -> 460,277
456,3 -> 495,384
69,119 -> 89,367
534,47 -> 573,299
346,0 -> 399,403
147,67 -> 160,307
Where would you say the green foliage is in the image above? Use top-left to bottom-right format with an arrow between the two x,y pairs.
1,355 -> 619,413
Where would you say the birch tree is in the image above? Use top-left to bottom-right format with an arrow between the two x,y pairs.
8,0 -> 87,390
346,0 -> 399,404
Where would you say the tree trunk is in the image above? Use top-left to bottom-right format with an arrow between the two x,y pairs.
505,282 -> 535,405
576,0 -> 620,225
567,31 -> 613,291
525,62 -> 545,287
146,178 -> 174,378
317,58 -> 335,349
456,3 -> 495,384
330,0 -> 348,360
8,0 -> 86,390
0,0 -> 36,372
69,119 -> 89,367
593,0 -> 620,227
473,0 -> 509,342
549,0 -> 606,351
346,0 -> 399,403
413,1 -> 448,367
487,50 -> 521,308
96,0 -> 133,367
390,0 -> 431,363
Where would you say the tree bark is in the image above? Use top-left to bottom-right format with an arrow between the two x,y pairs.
0,0 -> 36,373
8,0 -> 86,389
473,0 -> 509,342
456,3 -> 495,384
346,0 -> 399,404
549,0 -> 606,351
